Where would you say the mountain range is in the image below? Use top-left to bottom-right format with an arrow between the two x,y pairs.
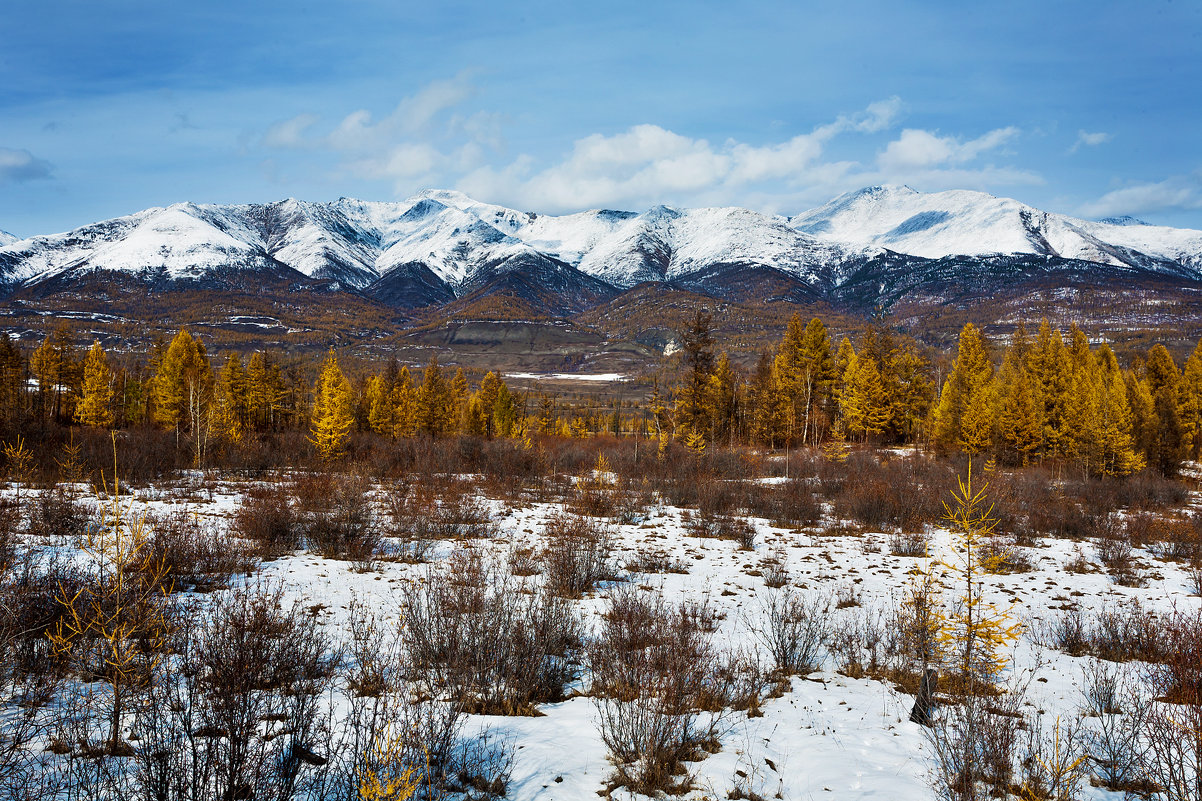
3,186 -> 1202,355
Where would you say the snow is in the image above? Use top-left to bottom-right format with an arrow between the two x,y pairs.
0,230 -> 17,247
10,469 -> 1197,800
508,372 -> 627,382
791,184 -> 1202,275
4,186 -> 1201,293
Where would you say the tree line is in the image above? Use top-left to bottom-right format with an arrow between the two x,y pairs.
5,313 -> 1202,476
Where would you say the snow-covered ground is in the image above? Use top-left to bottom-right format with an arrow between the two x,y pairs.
6,471 -> 1199,800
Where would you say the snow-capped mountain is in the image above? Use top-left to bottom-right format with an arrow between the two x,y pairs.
3,187 -> 1201,320
791,185 -> 1202,276
0,231 -> 16,247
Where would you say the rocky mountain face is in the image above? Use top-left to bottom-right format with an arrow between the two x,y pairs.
3,186 -> 1201,347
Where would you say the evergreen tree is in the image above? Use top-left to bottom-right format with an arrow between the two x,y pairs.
706,352 -> 738,447
477,371 -> 503,438
309,349 -> 354,460
76,340 -> 115,428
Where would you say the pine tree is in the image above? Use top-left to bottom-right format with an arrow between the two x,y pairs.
309,349 -> 354,461
76,340 -> 115,428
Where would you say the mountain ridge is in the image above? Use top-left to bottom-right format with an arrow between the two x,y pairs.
3,186 -> 1202,350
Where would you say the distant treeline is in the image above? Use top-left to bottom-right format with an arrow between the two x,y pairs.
4,312 -> 1201,477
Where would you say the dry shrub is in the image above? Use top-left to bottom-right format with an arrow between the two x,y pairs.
232,482 -> 298,556
540,514 -> 614,598
925,691 -> 1026,801
688,511 -> 757,549
0,551 -> 86,677
747,589 -> 830,675
133,583 -> 339,801
1138,606 -> 1202,801
293,473 -> 381,561
829,605 -> 890,678
1040,601 -> 1168,663
588,587 -> 745,795
140,509 -> 257,592
28,486 -> 89,542
402,553 -> 581,715
891,528 -> 930,557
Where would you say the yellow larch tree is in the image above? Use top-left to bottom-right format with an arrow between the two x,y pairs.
309,348 -> 354,461
391,366 -> 416,438
937,466 -> 1023,692
76,340 -> 115,428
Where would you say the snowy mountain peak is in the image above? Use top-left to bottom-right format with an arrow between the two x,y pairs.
791,185 -> 1202,273
0,230 -> 17,247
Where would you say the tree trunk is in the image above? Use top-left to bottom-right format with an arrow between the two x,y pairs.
909,667 -> 939,726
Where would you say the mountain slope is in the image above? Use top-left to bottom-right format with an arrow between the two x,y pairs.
791,185 -> 1202,276
3,186 -> 1202,345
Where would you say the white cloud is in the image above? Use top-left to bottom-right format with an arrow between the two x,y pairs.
1079,175 -> 1202,218
1070,129 -> 1112,153
877,126 -> 1020,171
263,113 -> 319,148
255,81 -> 1039,214
0,147 -> 53,183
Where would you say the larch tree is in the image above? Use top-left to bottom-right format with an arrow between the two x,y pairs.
76,339 -> 115,428
840,351 -> 889,441
309,348 -> 355,461
391,366 -> 417,437
1144,343 -> 1186,475
937,468 -> 1022,693
416,356 -> 452,436
365,374 -> 393,436
1095,345 -> 1144,476
932,323 -> 993,452
1178,338 -> 1202,460
995,329 -> 1042,464
675,309 -> 716,444
152,329 -> 213,465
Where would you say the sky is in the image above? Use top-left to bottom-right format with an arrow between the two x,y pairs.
1,0 -> 1200,237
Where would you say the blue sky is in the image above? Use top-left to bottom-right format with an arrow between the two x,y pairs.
1,0 -> 1200,236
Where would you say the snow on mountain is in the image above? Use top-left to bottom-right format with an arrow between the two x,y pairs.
0,231 -> 16,247
4,187 -> 1201,305
791,185 -> 1202,275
